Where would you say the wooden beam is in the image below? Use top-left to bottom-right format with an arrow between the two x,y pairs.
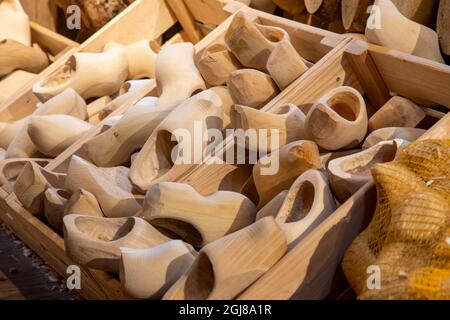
344,39 -> 390,110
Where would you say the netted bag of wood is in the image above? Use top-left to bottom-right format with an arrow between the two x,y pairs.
342,139 -> 450,300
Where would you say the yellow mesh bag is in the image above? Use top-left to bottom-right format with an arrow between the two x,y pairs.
342,139 -> 450,300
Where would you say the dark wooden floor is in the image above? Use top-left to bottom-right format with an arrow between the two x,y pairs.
0,224 -> 78,300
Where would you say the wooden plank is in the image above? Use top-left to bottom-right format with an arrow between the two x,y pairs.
30,21 -> 79,57
0,189 -> 129,300
368,43 -> 450,109
344,40 -> 391,110
20,0 -> 57,31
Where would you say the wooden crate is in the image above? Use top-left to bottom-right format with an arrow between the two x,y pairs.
0,5 -> 348,300
1,3 -> 449,301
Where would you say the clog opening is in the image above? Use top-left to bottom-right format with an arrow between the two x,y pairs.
155,130 -> 177,173
285,180 -> 315,223
150,218 -> 203,248
184,251 -> 215,299
344,142 -> 398,176
327,91 -> 360,121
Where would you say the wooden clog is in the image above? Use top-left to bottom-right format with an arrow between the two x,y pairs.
275,169 -> 336,245
155,43 -> 206,108
163,217 -> 287,300
230,103 -> 307,152
65,155 -> 143,218
0,0 -> 30,46
32,47 -> 129,100
0,40 -> 49,77
63,214 -> 170,272
328,139 -> 409,202
143,182 -> 257,247
305,86 -> 368,151
104,40 -> 158,79
28,115 -> 93,157
363,127 -> 426,149
44,188 -> 71,231
252,140 -> 322,208
64,188 -> 104,217
129,90 -> 223,192
196,43 -> 241,86
365,0 -> 444,63
227,69 -> 279,109
120,240 -> 196,299
368,96 -> 426,132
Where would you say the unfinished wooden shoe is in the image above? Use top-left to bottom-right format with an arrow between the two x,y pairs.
266,39 -> 309,90
129,90 -> 223,192
104,40 -> 158,79
32,48 -> 128,100
64,188 -> 104,217
0,70 -> 35,103
0,0 -> 30,46
65,156 -> 143,218
196,43 -> 241,86
252,140 -> 322,208
28,115 -> 93,157
225,11 -> 288,71
120,240 -> 196,299
163,217 -> 287,300
155,43 -> 205,108
84,103 -> 174,167
0,40 -> 49,77
255,190 -> 288,220
328,139 -> 409,202
0,158 -> 49,186
143,182 -> 257,247
5,88 -> 87,158
275,169 -> 336,245
368,96 -> 426,131
63,214 -> 170,272
230,103 -> 307,152
44,188 -> 71,231
305,86 -> 368,151
365,0 -> 444,63
0,117 -> 29,149
362,127 -> 426,149
227,69 -> 279,109
14,161 -> 65,215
